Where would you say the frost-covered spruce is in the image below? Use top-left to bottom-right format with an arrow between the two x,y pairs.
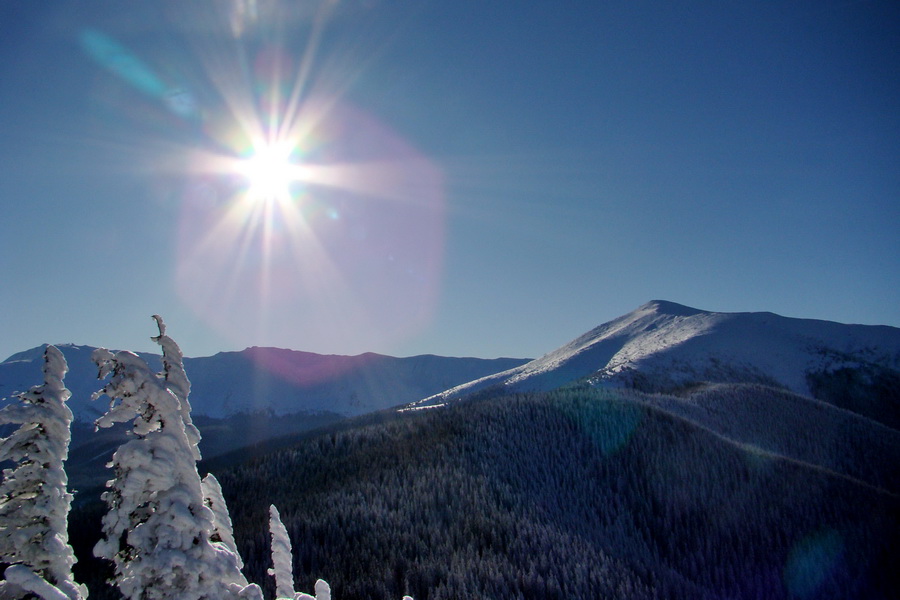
0,345 -> 87,600
268,505 -> 298,600
269,506 -> 337,600
92,317 -> 261,600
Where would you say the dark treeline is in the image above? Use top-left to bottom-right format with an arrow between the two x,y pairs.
70,387 -> 900,599
806,363 -> 900,430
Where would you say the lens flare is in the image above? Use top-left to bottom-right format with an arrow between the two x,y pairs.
784,529 -> 844,599
77,2 -> 446,363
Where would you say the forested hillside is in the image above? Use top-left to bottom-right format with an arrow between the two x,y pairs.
184,387 -> 899,600
636,382 -> 900,493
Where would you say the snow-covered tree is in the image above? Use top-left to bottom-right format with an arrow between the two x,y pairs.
91,317 -> 261,600
268,505 -> 297,599
269,506 -> 339,600
0,345 -> 86,600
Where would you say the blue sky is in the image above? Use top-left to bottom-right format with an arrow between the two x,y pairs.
1,0 -> 898,361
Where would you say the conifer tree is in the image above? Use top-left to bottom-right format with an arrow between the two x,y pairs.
92,317 -> 261,600
268,505 -> 299,599
0,345 -> 86,600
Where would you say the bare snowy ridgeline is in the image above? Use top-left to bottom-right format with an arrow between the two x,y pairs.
410,300 -> 900,414
0,319 -> 416,600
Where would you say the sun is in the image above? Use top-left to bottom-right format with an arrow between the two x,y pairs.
238,140 -> 300,203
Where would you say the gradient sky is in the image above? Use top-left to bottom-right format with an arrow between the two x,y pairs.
1,0 -> 898,362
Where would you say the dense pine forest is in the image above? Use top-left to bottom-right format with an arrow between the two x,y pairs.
71,385 -> 900,599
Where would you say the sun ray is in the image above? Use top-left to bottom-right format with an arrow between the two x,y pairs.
178,193 -> 267,317
278,1 -> 333,142
289,159 -> 440,203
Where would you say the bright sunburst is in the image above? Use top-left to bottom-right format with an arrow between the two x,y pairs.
239,140 -> 301,204
107,1 -> 449,356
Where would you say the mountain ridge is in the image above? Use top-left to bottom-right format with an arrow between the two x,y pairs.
408,301 -> 900,428
6,300 -> 899,430
0,344 -> 530,423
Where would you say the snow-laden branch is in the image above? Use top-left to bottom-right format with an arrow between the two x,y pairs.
152,314 -> 201,459
202,473 -> 245,571
1,564 -> 72,600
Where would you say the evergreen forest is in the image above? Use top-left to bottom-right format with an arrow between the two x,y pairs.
70,385 -> 899,599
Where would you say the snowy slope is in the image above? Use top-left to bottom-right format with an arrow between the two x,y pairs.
409,300 -> 900,417
0,345 -> 529,422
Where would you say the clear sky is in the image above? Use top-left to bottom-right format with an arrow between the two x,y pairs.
1,0 -> 898,361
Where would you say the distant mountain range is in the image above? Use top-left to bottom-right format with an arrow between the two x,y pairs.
1,345 -> 529,486
0,345 -> 529,422
7,300 -> 898,430
409,300 -> 900,429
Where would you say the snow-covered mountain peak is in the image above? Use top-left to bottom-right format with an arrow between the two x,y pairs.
409,301 -> 900,420
640,299 -> 707,317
